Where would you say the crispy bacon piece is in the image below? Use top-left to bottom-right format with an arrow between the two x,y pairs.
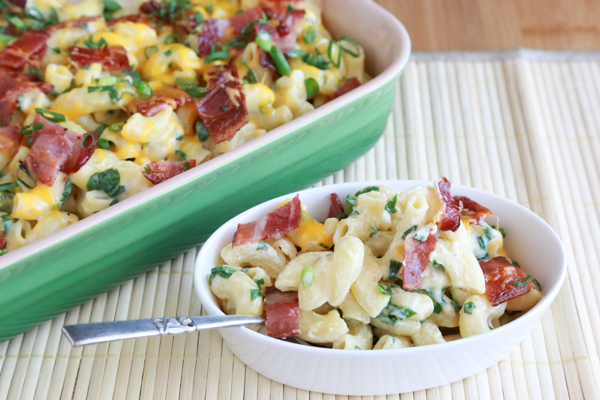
197,19 -> 230,56
196,65 -> 248,144
480,257 -> 532,306
127,87 -> 192,117
258,47 -> 277,72
326,77 -> 361,103
275,9 -> 305,51
435,177 -> 461,232
233,194 -> 302,247
229,6 -> 265,35
7,0 -> 26,7
142,160 -> 196,185
0,69 -> 52,127
69,45 -> 131,71
0,125 -> 22,156
25,115 -> 93,185
402,224 -> 438,290
140,0 -> 161,13
265,287 -> 301,338
328,193 -> 345,219
454,196 -> 494,225
46,16 -> 101,32
0,30 -> 49,71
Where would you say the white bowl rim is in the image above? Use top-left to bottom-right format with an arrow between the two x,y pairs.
0,0 -> 411,270
194,179 -> 567,356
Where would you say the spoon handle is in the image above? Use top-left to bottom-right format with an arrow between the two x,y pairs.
62,315 -> 264,347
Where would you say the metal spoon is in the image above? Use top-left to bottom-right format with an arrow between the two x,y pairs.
62,315 -> 265,347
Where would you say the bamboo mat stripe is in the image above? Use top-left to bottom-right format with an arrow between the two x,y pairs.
1,53 -> 600,399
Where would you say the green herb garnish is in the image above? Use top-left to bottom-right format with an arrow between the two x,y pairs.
401,225 -> 417,240
389,260 -> 401,280
209,265 -> 236,284
463,302 -> 476,314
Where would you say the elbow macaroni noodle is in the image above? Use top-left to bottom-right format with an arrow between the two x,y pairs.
210,182 -> 543,349
0,0 -> 367,254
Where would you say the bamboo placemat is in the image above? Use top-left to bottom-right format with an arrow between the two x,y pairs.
1,50 -> 599,399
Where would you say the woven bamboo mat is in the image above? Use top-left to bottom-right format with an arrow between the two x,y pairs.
1,49 -> 600,399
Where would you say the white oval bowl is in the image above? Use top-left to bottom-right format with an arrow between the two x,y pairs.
194,180 -> 566,395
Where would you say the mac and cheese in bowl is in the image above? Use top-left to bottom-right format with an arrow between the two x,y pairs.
209,178 -> 542,349
0,0 -> 367,254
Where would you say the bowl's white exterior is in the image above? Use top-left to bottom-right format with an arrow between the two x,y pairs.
194,180 -> 567,395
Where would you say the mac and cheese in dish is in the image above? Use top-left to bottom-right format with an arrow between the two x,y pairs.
0,0 -> 367,254
209,179 -> 542,349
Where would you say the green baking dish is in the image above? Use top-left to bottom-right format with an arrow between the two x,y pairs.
0,0 -> 410,342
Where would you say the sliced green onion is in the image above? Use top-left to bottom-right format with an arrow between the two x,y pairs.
96,76 -> 118,86
35,108 -> 65,123
0,182 -> 19,191
194,12 -> 204,25
97,138 -> 111,149
256,30 -> 273,52
205,44 -> 229,63
137,81 -> 153,97
269,46 -> 291,76
506,310 -> 522,316
175,150 -> 187,160
513,275 -> 531,287
175,77 -> 207,98
144,45 -> 159,59
319,243 -> 329,249
303,26 -> 316,44
256,242 -> 267,251
196,120 -> 209,142
81,133 -> 95,150
532,279 -> 542,291
301,266 -> 314,289
17,166 -> 36,189
108,124 -> 121,132
8,17 -> 26,34
327,40 -> 341,68
304,77 -> 319,98
339,35 -> 360,57
286,49 -> 306,59
245,69 -> 258,84
164,33 -> 181,44
20,122 -> 44,136
25,7 -> 45,22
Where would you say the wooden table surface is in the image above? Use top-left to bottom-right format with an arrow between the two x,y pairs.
376,0 -> 600,51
